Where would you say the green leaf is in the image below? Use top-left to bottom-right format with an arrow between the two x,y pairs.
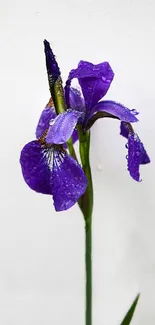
120,293 -> 140,325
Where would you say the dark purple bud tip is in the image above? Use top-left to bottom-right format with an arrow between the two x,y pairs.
44,39 -> 60,81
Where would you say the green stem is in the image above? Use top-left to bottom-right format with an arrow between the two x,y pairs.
78,130 -> 93,219
85,219 -> 92,325
67,128 -> 93,325
78,129 -> 93,325
49,76 -> 66,114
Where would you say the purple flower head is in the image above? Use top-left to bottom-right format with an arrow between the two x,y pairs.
64,61 -> 139,127
60,54 -> 150,181
20,99 -> 87,211
20,40 -> 150,212
46,59 -> 139,148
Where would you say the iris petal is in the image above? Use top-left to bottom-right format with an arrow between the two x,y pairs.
20,141 -> 52,194
91,101 -> 139,123
65,61 -> 114,111
120,121 -> 130,138
20,141 -> 87,211
63,129 -> 79,149
46,109 -> 82,144
36,105 -> 56,139
52,150 -> 87,211
72,129 -> 79,144
69,87 -> 85,109
127,134 -> 150,181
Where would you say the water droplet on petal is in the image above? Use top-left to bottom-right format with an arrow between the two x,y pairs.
131,109 -> 139,115
49,118 -> 55,126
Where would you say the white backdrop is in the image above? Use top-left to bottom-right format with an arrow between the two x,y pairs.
0,0 -> 155,324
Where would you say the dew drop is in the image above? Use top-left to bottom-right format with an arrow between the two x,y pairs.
49,119 -> 55,126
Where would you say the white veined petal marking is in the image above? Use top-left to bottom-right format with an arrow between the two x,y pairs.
41,145 -> 66,172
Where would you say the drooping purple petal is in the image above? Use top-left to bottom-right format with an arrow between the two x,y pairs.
44,39 -> 60,82
127,134 -> 150,181
20,141 -> 87,211
91,101 -> 139,123
36,105 -> 56,139
46,109 -> 82,144
52,150 -> 87,211
120,121 -> 130,139
20,141 -> 52,194
65,60 -> 114,111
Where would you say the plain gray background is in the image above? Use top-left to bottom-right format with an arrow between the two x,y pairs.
0,0 -> 155,324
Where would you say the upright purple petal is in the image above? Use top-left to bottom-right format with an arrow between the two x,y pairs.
127,134 -> 150,181
52,150 -> 87,211
65,60 -> 114,110
36,104 -> 56,139
91,101 -> 139,123
46,109 -> 82,144
69,87 -> 85,109
20,141 -> 52,194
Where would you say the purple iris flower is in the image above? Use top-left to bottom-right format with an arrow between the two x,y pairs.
20,40 -> 150,213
